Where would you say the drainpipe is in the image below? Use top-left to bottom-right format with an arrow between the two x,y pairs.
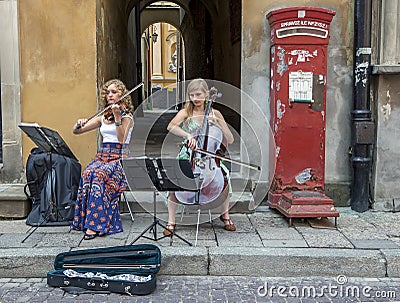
135,3 -> 143,107
351,0 -> 374,212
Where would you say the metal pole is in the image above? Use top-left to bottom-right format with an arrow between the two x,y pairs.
351,0 -> 373,212
135,3 -> 143,108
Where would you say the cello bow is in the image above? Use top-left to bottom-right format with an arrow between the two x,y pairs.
192,147 -> 261,171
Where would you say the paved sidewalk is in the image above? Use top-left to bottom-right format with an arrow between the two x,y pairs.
1,205 -> 400,278
1,276 -> 400,302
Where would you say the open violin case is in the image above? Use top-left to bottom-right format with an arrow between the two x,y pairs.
47,244 -> 161,296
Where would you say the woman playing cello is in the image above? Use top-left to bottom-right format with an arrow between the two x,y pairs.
163,78 -> 236,236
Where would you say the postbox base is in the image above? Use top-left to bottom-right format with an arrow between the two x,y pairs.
271,191 -> 339,226
267,191 -> 281,209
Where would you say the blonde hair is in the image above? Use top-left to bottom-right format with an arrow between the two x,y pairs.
184,78 -> 209,117
100,79 -> 133,114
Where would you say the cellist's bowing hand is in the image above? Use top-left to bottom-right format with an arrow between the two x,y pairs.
186,134 -> 198,150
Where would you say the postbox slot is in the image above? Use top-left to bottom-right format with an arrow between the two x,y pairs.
276,27 -> 328,39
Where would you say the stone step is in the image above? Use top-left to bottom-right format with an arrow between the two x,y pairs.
0,183 -> 257,219
0,246 -> 386,278
0,208 -> 398,279
0,184 -> 30,219
119,190 -> 256,214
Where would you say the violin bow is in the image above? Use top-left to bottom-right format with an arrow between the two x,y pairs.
78,82 -> 144,128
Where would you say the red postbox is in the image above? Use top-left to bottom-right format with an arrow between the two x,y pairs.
266,7 -> 339,225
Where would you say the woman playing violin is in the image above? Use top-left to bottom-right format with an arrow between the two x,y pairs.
164,78 -> 236,236
70,79 -> 134,240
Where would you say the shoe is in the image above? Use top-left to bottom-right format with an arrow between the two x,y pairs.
69,226 -> 80,233
220,215 -> 236,231
83,230 -> 105,240
163,223 -> 176,236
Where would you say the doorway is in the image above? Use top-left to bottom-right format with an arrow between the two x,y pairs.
142,21 -> 184,111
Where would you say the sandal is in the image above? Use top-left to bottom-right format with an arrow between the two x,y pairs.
220,215 -> 236,231
163,223 -> 176,236
69,226 -> 80,233
83,230 -> 105,240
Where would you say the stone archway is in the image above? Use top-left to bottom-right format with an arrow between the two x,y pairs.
123,0 -> 242,153
125,0 -> 241,87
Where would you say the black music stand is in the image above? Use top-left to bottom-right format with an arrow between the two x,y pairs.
18,123 -> 77,242
122,157 -> 199,246
19,123 -> 77,160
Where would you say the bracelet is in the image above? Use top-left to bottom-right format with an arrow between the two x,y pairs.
115,121 -> 122,126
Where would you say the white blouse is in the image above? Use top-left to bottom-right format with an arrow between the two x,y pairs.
100,115 -> 134,144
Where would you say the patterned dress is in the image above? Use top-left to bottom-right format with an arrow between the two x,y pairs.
71,118 -> 133,235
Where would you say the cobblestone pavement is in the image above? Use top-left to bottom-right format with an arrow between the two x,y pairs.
1,276 -> 400,303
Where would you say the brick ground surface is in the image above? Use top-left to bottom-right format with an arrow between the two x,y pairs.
1,276 -> 400,303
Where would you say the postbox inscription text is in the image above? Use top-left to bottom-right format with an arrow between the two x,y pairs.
279,20 -> 328,29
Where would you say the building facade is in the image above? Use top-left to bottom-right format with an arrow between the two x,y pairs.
0,0 -> 399,209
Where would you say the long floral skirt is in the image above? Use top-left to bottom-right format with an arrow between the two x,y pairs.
71,143 -> 129,235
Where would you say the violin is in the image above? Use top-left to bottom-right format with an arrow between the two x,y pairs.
76,82 -> 143,129
103,102 -> 127,122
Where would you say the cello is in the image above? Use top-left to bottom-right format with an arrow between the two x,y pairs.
175,87 -> 229,208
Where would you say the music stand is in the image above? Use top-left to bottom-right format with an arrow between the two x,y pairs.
122,157 -> 199,246
19,123 -> 77,160
18,123 -> 77,242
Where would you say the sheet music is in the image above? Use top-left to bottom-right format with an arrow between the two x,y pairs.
18,122 -> 78,160
122,157 -> 198,192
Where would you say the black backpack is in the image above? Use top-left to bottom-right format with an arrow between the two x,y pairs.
24,147 -> 81,226
24,148 -> 47,206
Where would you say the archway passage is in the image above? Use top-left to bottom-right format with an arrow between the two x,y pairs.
142,21 -> 184,110
123,0 -> 241,133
